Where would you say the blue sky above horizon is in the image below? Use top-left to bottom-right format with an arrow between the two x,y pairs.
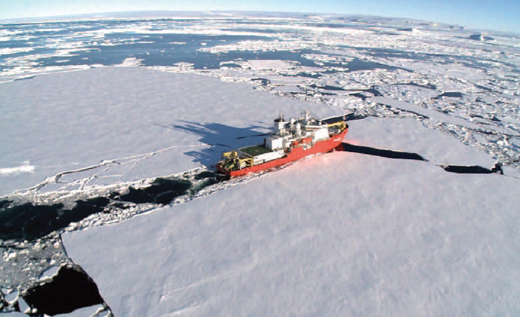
0,0 -> 519,34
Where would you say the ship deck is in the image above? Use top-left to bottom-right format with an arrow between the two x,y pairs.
240,145 -> 272,157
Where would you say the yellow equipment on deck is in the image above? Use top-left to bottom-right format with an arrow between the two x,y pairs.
327,121 -> 347,130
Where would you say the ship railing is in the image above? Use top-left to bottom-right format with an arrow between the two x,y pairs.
304,124 -> 326,130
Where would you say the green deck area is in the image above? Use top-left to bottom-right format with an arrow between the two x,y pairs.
240,145 -> 272,157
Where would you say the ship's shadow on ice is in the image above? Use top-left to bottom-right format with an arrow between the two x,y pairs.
169,121 -> 270,168
339,143 -> 427,161
339,142 -> 504,175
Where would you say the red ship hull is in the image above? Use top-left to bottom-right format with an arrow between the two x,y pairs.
217,127 -> 348,176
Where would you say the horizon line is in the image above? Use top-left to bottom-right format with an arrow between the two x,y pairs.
1,9 -> 515,36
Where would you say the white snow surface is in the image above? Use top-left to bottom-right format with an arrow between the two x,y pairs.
349,118 -> 493,166
54,304 -> 105,317
63,118 -> 520,316
0,67 -> 340,196
38,265 -> 60,281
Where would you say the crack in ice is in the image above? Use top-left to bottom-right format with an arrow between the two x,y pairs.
12,144 -> 210,194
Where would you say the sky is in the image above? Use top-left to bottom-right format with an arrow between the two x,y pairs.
0,0 -> 519,33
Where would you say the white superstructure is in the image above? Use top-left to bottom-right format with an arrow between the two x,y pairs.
264,110 -> 329,151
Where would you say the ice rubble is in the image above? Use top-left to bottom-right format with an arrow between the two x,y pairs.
64,117 -> 519,316
1,237 -> 68,291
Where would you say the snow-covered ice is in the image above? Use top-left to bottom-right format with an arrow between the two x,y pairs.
53,304 -> 106,317
64,118 -> 520,316
347,117 -> 493,166
0,67 -> 341,196
38,266 -> 60,281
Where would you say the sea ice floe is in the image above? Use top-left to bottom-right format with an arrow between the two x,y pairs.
63,117 -> 520,316
114,57 -> 143,67
0,48 -> 35,56
38,266 -> 60,281
0,67 -> 341,196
